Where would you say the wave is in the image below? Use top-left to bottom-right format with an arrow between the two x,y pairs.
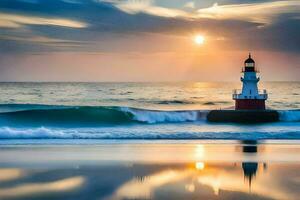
0,127 -> 299,140
151,100 -> 195,105
0,104 -> 298,127
119,107 -> 207,123
0,106 -> 133,126
0,104 -> 208,126
279,110 -> 300,122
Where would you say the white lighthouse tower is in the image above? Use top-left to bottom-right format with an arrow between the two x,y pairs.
232,54 -> 268,110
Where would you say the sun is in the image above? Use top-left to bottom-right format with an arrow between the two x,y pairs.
194,35 -> 205,45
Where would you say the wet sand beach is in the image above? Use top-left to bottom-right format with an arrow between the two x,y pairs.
0,140 -> 299,200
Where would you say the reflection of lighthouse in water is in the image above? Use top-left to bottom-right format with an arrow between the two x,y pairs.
242,141 -> 258,189
233,54 -> 268,110
241,141 -> 269,191
241,140 -> 269,191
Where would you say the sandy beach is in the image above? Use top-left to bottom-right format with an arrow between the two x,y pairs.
0,140 -> 299,200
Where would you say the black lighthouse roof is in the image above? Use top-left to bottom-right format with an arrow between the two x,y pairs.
244,53 -> 255,64
244,53 -> 256,72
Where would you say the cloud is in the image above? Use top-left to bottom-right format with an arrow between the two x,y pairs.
61,0 -> 82,3
0,13 -> 88,28
196,1 -> 300,24
0,35 -> 87,47
18,0 -> 39,3
0,0 -> 300,54
100,0 -> 300,25
99,0 -> 192,18
184,1 -> 195,9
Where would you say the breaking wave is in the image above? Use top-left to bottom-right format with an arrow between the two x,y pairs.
0,104 -> 298,140
0,104 -> 208,126
0,104 -> 298,127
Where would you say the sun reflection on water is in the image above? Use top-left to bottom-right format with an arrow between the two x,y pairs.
195,162 -> 205,170
195,144 -> 205,159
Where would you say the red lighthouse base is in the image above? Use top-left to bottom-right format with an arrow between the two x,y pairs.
235,99 -> 266,110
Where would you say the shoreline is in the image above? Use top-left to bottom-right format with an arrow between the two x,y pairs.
1,139 -> 300,145
1,141 -> 300,165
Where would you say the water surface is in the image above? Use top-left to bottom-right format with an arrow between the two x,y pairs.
0,140 -> 299,200
0,82 -> 299,140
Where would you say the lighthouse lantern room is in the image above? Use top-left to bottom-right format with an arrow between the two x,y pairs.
233,54 -> 268,110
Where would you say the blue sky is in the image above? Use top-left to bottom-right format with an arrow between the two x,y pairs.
0,0 -> 299,81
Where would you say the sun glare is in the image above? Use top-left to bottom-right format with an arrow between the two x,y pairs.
195,35 -> 205,45
195,162 -> 205,170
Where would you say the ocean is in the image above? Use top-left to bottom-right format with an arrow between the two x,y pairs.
0,82 -> 300,200
0,82 -> 299,140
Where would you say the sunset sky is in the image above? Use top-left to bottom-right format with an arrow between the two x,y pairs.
0,0 -> 299,81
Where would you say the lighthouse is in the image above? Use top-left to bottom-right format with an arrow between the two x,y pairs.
232,54 -> 268,110
207,54 -> 278,122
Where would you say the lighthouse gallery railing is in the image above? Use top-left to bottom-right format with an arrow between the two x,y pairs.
232,89 -> 267,99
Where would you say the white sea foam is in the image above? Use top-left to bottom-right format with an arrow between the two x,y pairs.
0,122 -> 299,140
120,107 -> 208,123
125,108 -> 300,123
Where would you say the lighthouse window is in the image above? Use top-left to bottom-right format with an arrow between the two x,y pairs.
250,90 -> 252,94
